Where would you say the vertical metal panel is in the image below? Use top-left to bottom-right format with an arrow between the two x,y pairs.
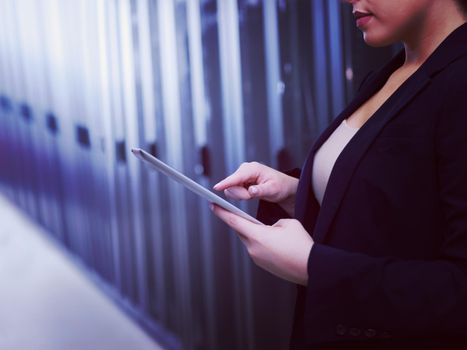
187,0 -> 208,150
35,0 -> 54,233
237,1 -> 269,165
263,0 -> 284,168
186,1 -> 219,348
53,1 -> 77,259
277,0 -> 312,166
309,0 -> 349,134
110,0 -> 138,302
69,0 -> 95,266
32,0 -> 54,231
80,0 -> 114,283
311,0 -> 331,132
79,0 -> 99,273
0,1 -> 13,199
41,0 -> 75,250
103,0 -> 126,294
2,0 -> 23,206
217,0 -> 245,171
174,2 -> 210,348
198,2 -> 241,349
96,0 -> 121,289
83,0 -> 109,276
136,0 -> 169,326
217,1 -> 254,349
9,0 -> 38,217
119,0 -> 149,310
327,0 -> 346,116
16,0 -> 46,227
156,0 -> 194,346
35,0 -> 64,240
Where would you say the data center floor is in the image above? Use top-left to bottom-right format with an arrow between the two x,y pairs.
0,194 -> 164,350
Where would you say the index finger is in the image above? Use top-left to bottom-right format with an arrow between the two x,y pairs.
210,203 -> 263,240
213,167 -> 257,191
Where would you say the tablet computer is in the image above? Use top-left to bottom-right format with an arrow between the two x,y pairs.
131,148 -> 263,225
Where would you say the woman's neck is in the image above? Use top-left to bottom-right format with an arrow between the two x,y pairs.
403,4 -> 466,67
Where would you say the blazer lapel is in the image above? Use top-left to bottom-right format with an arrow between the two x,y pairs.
312,72 -> 430,243
294,51 -> 405,233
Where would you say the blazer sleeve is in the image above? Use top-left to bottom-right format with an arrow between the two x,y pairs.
302,79 -> 467,343
256,168 -> 301,225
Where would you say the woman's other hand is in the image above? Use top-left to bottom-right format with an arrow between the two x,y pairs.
213,162 -> 298,216
210,204 -> 313,286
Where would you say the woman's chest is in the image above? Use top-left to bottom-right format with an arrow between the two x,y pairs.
346,85 -> 400,129
346,67 -> 418,128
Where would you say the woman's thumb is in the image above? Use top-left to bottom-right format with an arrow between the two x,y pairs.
248,184 -> 267,197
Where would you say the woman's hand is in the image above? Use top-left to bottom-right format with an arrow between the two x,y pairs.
213,162 -> 299,217
210,204 -> 313,286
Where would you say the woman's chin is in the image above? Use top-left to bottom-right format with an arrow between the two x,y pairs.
362,32 -> 396,47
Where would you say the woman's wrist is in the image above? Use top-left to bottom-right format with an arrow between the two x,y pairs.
278,177 -> 299,217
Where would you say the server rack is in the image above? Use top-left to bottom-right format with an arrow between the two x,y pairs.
0,1 -> 396,349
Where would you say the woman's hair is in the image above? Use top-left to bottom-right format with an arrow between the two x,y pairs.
456,0 -> 467,15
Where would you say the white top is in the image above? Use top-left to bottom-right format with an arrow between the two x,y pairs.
312,119 -> 360,205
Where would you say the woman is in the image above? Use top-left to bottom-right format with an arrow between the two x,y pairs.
211,0 -> 467,349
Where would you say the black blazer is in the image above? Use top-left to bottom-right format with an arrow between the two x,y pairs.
259,23 -> 467,349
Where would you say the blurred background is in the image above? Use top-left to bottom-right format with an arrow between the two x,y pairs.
0,0 -> 399,349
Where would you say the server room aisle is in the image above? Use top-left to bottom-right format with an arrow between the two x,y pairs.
0,194 -> 164,350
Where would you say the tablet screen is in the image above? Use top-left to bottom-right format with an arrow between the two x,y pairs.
131,148 -> 263,225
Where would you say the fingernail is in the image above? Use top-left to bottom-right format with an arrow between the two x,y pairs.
249,186 -> 258,195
